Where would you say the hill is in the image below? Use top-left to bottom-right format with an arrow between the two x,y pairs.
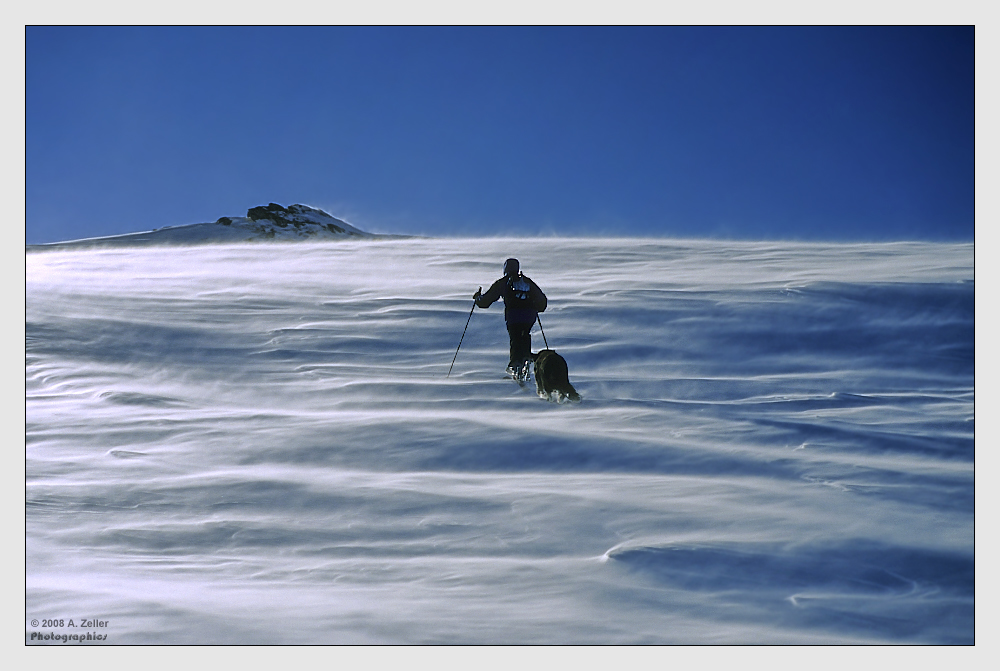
27,203 -> 389,250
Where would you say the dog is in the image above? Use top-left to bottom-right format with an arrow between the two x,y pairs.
531,349 -> 581,403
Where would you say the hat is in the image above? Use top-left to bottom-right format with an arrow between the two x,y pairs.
503,258 -> 520,277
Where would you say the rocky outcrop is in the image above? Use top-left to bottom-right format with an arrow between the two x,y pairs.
240,203 -> 362,238
247,203 -> 291,223
245,203 -> 350,233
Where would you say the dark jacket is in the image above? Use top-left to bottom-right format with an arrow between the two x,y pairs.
476,273 -> 547,325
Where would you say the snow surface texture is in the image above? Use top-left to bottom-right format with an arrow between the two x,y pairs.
26,237 -> 974,644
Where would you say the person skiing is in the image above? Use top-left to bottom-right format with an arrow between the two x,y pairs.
474,258 -> 547,380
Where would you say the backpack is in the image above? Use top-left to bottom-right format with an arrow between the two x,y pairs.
508,275 -> 532,303
506,274 -> 545,312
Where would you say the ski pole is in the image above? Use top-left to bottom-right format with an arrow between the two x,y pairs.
447,293 -> 478,377
536,314 -> 549,349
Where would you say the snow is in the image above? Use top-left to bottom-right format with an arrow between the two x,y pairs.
25,236 -> 974,644
25,204 -> 378,250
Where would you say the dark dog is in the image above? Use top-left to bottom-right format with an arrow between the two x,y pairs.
531,349 -> 581,403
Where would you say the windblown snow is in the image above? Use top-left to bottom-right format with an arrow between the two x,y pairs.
25,236 -> 974,644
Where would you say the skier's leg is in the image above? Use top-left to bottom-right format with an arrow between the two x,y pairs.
508,323 -> 532,379
506,323 -> 519,369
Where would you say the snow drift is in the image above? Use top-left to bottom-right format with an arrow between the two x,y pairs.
25,236 -> 974,644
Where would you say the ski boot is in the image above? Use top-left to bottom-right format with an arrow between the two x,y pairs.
506,358 -> 532,385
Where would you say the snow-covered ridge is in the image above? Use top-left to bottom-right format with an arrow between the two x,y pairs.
27,203 -> 391,250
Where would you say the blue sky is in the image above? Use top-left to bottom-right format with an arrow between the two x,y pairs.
25,26 -> 974,244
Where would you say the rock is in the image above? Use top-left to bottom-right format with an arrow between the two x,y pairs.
247,203 -> 290,222
234,202 -> 370,239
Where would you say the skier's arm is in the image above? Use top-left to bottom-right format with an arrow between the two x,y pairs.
475,278 -> 505,308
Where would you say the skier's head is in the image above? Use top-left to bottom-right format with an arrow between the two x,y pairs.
503,258 -> 520,278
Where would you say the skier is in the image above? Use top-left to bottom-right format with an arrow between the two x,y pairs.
474,258 -> 547,380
